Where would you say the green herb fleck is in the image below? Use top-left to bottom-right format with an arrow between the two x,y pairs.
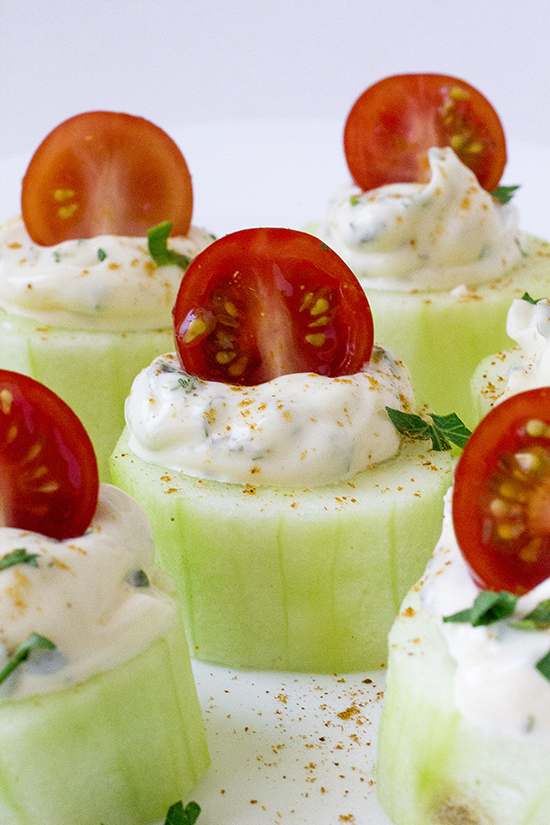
97,248 -> 107,262
491,184 -> 520,204
0,549 -> 39,572
443,590 -> 518,626
521,291 -> 548,306
148,221 -> 191,271
515,237 -> 528,258
165,800 -> 201,825
385,407 -> 471,451
0,633 -> 56,687
536,648 -> 550,682
510,598 -> 550,631
126,569 -> 150,588
350,195 -> 360,206
172,375 -> 197,393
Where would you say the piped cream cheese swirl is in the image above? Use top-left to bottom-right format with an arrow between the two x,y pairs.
0,216 -> 214,330
0,484 -> 175,700
500,297 -> 550,398
422,489 -> 550,738
125,345 -> 415,487
319,147 -> 522,291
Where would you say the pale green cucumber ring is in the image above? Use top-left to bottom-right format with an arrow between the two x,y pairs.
0,617 -> 209,825
111,430 -> 452,673
0,309 -> 174,482
378,586 -> 550,825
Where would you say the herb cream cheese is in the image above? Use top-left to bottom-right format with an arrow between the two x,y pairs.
125,345 -> 415,487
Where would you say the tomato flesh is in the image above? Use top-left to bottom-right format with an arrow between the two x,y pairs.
453,387 -> 550,594
344,73 -> 506,192
0,371 -> 99,540
21,111 -> 193,245
173,228 -> 374,385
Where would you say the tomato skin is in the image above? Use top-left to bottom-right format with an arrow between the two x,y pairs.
453,387 -> 550,595
21,111 -> 193,246
0,370 -> 99,540
173,228 -> 374,386
344,73 -> 506,192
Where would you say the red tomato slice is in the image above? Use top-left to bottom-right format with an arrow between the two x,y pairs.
21,111 -> 193,246
344,73 -> 506,192
0,370 -> 99,540
453,387 -> 550,595
173,228 -> 374,385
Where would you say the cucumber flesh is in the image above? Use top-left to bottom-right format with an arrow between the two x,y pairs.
0,618 -> 209,825
111,428 -> 452,673
470,346 -> 522,423
377,586 -> 550,825
0,310 -> 174,482
355,235 -> 550,430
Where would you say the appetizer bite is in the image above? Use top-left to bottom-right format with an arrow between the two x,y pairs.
0,370 -> 209,825
315,73 -> 550,429
472,293 -> 550,419
0,111 -> 214,481
377,388 -> 550,825
111,227 -> 454,673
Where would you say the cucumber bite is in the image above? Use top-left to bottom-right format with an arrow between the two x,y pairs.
112,228 -> 455,673
378,389 -> 550,824
0,112 -> 214,483
314,73 -> 550,430
0,371 -> 209,825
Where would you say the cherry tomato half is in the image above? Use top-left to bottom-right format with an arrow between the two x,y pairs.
344,73 -> 506,192
21,111 -> 193,245
0,370 -> 99,540
453,387 -> 550,595
173,228 -> 374,385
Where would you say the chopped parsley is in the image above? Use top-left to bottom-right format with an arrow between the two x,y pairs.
126,569 -> 150,588
0,633 -> 56,687
148,221 -> 191,271
491,184 -> 520,204
165,800 -> 201,824
0,548 -> 39,572
385,407 -> 471,451
443,591 -> 550,682
97,248 -> 107,262
443,590 -> 517,626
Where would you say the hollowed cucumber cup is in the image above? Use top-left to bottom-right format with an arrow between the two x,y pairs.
111,430 -> 452,673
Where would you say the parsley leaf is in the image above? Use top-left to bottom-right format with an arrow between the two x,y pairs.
97,248 -> 107,262
385,407 -> 471,451
0,548 -> 39,572
443,590 -> 518,626
148,221 -> 191,271
491,184 -> 520,204
165,800 -> 201,824
536,649 -> 550,681
0,633 -> 56,687
510,598 -> 550,631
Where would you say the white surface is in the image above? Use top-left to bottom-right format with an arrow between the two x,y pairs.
2,118 -> 550,824
1,0 -> 550,159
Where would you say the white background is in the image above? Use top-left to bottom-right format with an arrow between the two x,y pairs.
1,0 -> 550,158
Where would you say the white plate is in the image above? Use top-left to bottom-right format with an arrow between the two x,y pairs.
1,119 -> 550,825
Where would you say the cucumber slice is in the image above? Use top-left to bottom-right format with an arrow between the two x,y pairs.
346,235 -> 550,430
0,309 -> 174,482
470,346 -> 522,423
377,585 -> 550,825
0,617 -> 209,825
111,429 -> 452,673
